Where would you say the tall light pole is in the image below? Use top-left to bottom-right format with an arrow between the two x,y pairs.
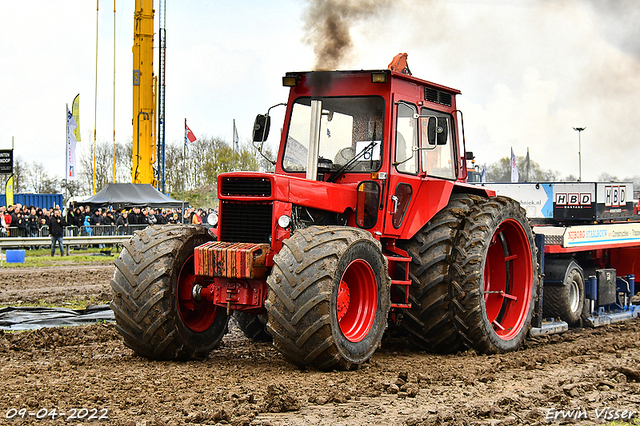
573,127 -> 586,182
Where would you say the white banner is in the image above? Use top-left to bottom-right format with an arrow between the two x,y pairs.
66,104 -> 78,180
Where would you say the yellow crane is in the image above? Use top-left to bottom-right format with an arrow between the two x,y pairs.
132,0 -> 157,186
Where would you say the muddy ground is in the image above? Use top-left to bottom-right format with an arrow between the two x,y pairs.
0,264 -> 114,306
1,265 -> 640,425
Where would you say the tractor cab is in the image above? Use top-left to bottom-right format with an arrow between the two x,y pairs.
249,69 -> 470,244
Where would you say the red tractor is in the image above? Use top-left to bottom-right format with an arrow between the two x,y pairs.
111,62 -> 538,370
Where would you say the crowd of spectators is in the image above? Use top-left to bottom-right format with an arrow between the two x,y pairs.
0,203 -> 217,238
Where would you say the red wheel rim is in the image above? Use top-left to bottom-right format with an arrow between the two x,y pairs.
483,219 -> 533,341
337,259 -> 378,343
177,254 -> 218,332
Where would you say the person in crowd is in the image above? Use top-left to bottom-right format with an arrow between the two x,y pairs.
156,209 -> 168,225
115,210 -> 129,235
66,206 -> 77,229
14,211 -> 27,237
10,205 -> 20,228
90,208 -> 103,225
145,207 -> 157,225
103,210 -> 115,235
3,206 -> 11,233
190,209 -> 202,225
27,207 -> 39,237
128,206 -> 142,225
49,208 -> 67,256
169,210 -> 179,224
82,214 -> 92,236
0,206 -> 7,237
40,209 -> 51,231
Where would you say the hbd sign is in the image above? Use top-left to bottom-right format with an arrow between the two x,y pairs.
555,192 -> 592,206
0,149 -> 13,174
604,185 -> 626,207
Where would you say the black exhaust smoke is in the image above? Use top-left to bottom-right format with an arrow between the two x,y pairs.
303,0 -> 392,71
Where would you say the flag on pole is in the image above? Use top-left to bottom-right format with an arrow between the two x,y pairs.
5,175 -> 13,207
233,119 -> 239,154
525,147 -> 530,182
481,167 -> 486,183
185,119 -> 196,150
66,103 -> 78,180
510,147 -> 518,183
72,94 -> 81,142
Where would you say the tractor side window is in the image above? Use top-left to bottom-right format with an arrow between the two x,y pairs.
395,103 -> 418,174
356,181 -> 380,229
420,108 -> 456,180
392,183 -> 412,228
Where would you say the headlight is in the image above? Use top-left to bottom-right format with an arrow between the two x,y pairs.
207,212 -> 218,226
277,215 -> 291,229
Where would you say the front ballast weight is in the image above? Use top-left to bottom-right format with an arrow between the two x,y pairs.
192,241 -> 271,314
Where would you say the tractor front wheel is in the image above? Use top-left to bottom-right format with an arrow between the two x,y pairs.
265,226 -> 391,370
451,196 -> 538,353
110,225 -> 228,360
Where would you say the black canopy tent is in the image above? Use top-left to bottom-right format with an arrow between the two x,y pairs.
78,183 -> 183,210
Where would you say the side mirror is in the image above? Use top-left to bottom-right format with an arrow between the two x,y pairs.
437,117 -> 448,145
421,116 -> 449,146
252,114 -> 271,142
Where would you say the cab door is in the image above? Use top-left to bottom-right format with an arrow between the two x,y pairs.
383,100 -> 421,237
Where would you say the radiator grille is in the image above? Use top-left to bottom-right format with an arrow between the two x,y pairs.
221,177 -> 271,197
220,201 -> 272,243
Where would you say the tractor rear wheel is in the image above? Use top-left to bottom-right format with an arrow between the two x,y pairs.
451,196 -> 538,353
398,193 -> 475,353
110,225 -> 228,360
233,311 -> 272,342
265,226 -> 390,370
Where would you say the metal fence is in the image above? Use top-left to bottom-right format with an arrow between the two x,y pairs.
2,224 -> 150,238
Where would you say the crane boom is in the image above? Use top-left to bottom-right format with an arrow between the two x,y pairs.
132,0 -> 157,186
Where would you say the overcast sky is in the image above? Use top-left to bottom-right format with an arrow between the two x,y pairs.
1,0 -> 639,191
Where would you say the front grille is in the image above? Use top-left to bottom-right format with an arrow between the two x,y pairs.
221,177 -> 271,197
220,201 -> 272,243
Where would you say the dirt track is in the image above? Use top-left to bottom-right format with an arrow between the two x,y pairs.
0,265 -> 114,306
1,265 -> 640,425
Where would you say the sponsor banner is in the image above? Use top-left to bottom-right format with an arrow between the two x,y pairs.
563,223 -> 640,247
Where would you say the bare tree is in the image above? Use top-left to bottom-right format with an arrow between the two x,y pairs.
26,162 -> 59,193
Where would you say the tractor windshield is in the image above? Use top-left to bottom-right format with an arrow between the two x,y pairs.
283,96 -> 384,173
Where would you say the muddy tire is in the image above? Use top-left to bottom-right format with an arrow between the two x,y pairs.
397,193 -> 475,353
110,225 -> 228,360
233,311 -> 272,342
265,226 -> 391,370
451,196 -> 538,353
543,259 -> 584,326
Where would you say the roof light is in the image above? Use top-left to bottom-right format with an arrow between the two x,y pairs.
371,72 -> 387,83
282,75 -> 298,87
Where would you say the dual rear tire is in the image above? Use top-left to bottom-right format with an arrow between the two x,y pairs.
400,194 -> 538,354
450,196 -> 538,353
